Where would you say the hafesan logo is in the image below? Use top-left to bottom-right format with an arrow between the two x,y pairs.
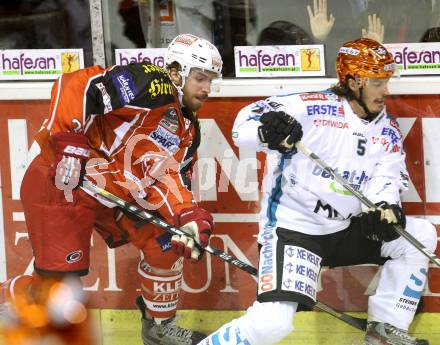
301,48 -> 321,71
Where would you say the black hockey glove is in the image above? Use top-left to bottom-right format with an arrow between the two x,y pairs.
354,202 -> 405,242
258,111 -> 303,154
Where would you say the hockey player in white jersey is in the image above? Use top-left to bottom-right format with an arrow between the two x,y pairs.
198,38 -> 437,345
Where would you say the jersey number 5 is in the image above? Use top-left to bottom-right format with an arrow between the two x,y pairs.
357,138 -> 367,156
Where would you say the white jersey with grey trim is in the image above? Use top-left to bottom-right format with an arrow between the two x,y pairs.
232,90 -> 409,240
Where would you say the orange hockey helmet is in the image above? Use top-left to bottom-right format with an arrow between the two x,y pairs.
336,38 -> 395,84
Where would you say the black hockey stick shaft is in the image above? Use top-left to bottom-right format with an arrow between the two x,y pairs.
81,180 -> 368,331
296,142 -> 440,268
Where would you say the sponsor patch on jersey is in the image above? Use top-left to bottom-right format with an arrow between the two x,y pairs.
381,127 -> 400,145
159,107 -> 179,133
142,64 -> 166,75
123,170 -> 148,198
300,93 -> 329,101
258,227 -> 277,295
155,232 -> 172,252
306,104 -> 344,117
281,245 -> 321,302
149,125 -> 181,153
112,70 -> 137,105
313,119 -> 348,128
389,118 -> 402,135
148,77 -> 174,98
95,82 -> 113,113
312,165 -> 369,191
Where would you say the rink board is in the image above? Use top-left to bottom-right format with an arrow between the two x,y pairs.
0,96 -> 439,315
1,309 -> 438,345
98,309 -> 440,345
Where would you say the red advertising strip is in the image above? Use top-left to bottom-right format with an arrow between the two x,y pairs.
0,96 -> 439,311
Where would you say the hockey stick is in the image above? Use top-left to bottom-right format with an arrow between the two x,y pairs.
81,180 -> 368,331
296,141 -> 440,268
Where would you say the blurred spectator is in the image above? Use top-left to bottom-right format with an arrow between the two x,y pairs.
0,0 -> 93,66
357,0 -> 432,43
119,0 -> 214,48
257,20 -> 313,45
421,27 -> 440,42
119,0 -> 146,47
213,0 -> 257,76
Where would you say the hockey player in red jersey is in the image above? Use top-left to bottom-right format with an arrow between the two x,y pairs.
2,33 -> 223,345
197,39 -> 436,345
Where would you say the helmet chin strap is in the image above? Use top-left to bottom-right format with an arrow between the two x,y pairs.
169,73 -> 186,105
170,67 -> 186,107
355,87 -> 380,122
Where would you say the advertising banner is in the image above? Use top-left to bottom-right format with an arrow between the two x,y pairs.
0,96 -> 439,312
234,45 -> 326,77
385,42 -> 440,75
115,48 -> 167,67
0,49 -> 84,80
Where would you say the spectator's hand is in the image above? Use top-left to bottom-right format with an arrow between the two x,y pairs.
307,0 -> 335,42
362,14 -> 385,43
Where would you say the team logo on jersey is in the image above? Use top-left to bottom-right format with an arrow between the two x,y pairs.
112,70 -> 137,105
268,101 -> 283,109
66,250 -> 83,264
159,107 -> 179,133
251,99 -> 284,114
149,125 -> 181,153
